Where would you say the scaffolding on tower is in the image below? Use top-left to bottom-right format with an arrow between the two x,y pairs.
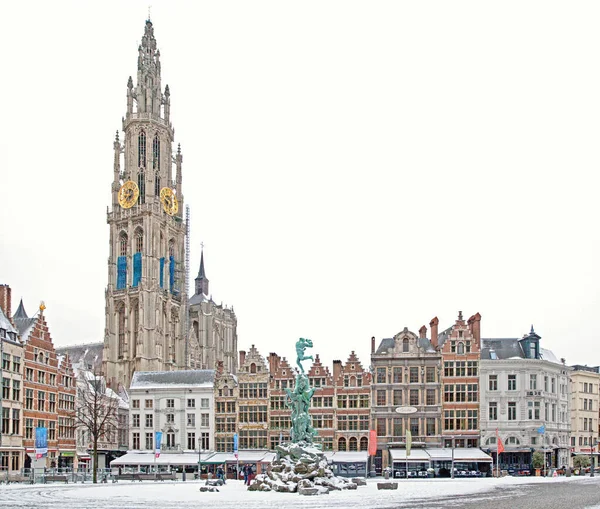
184,204 -> 190,369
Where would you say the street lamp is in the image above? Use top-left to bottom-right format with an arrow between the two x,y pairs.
198,439 -> 202,480
590,434 -> 595,478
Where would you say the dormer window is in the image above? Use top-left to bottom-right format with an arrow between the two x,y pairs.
0,328 -> 5,338
457,342 -> 465,355
38,352 -> 44,363
402,338 -> 409,353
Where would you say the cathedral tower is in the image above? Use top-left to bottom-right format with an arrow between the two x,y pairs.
103,20 -> 186,389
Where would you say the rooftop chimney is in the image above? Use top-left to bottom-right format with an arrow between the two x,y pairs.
333,360 -> 342,382
371,336 -> 376,354
239,350 -> 246,368
0,284 -> 11,319
419,325 -> 427,339
430,317 -> 439,349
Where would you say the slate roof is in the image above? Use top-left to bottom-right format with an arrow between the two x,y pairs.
375,333 -> 436,354
481,338 -> 560,363
189,292 -> 211,306
130,369 -> 216,389
480,338 -> 524,360
374,338 -> 394,355
0,306 -> 17,335
12,300 -> 38,340
56,342 -> 104,372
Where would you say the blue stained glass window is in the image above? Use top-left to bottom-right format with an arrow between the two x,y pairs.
159,257 -> 165,288
117,256 -> 127,289
169,256 -> 175,292
133,252 -> 142,287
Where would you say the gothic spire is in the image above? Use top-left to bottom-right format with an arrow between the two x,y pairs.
194,246 -> 209,296
132,19 -> 166,117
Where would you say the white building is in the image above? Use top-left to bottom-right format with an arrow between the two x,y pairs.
479,327 -> 571,471
127,370 -> 215,464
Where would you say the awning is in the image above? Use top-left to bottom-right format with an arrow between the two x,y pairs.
390,449 -> 430,462
426,448 -> 453,461
328,452 -> 368,463
110,453 -> 201,466
452,448 -> 493,463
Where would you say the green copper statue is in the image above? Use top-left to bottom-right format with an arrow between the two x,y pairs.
295,337 -> 314,374
285,338 -> 318,444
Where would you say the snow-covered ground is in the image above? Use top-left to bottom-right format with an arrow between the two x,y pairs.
0,475 -> 595,509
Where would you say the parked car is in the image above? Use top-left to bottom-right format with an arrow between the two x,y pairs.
394,470 -> 407,478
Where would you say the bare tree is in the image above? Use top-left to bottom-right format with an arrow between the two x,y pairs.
74,370 -> 120,483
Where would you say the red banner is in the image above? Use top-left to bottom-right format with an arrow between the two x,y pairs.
369,430 -> 377,456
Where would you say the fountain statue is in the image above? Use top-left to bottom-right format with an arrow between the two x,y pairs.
247,338 -> 362,495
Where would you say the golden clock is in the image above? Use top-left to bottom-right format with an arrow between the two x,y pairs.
160,187 -> 179,216
118,181 -> 139,209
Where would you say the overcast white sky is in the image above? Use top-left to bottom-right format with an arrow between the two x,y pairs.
1,1 -> 599,370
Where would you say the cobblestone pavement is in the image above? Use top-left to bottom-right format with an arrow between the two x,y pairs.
0,477 -> 599,509
388,476 -> 600,509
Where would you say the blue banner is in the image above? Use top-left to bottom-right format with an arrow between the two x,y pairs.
233,433 -> 238,453
537,424 -> 545,434
132,252 -> 142,287
35,427 -> 48,459
117,256 -> 127,289
159,257 -> 165,288
155,431 -> 162,458
169,255 -> 175,292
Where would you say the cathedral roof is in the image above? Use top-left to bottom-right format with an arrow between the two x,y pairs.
130,369 -> 216,389
56,342 -> 104,372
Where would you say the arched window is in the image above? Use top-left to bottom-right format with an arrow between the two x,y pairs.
117,303 -> 126,359
457,342 -> 465,355
403,338 -> 409,353
360,437 -> 368,451
349,376 -> 356,388
138,130 -> 146,167
349,437 -> 358,452
250,363 -> 257,374
338,437 -> 347,451
223,386 -> 229,397
119,232 -> 128,256
485,437 -> 497,445
152,134 -> 160,170
135,228 -> 143,253
38,352 -> 44,363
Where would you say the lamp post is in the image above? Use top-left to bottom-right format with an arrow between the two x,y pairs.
198,439 -> 202,480
590,434 -> 594,478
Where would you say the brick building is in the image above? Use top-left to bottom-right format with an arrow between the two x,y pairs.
439,312 -> 481,448
307,355 -> 334,451
13,300 -> 76,469
267,353 -> 294,450
333,351 -> 371,453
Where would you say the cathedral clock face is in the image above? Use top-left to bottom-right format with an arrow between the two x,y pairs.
160,187 -> 179,216
118,181 -> 139,209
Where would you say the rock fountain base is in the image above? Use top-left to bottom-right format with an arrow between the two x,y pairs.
248,442 -> 359,495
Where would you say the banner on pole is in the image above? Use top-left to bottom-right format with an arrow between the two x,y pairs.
155,431 -> 162,458
35,427 -> 48,459
233,433 -> 239,459
406,430 -> 412,457
369,430 -> 377,456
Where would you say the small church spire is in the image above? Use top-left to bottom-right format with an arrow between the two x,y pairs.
194,245 -> 209,296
